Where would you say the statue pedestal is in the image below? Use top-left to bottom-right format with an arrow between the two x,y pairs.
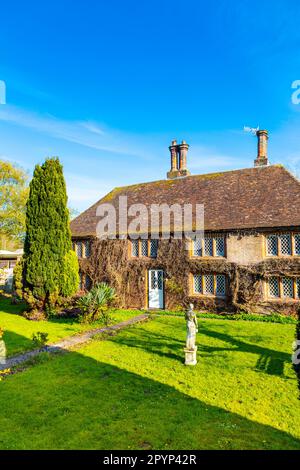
184,346 -> 197,366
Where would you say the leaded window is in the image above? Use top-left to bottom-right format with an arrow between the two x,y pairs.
84,240 -> 91,258
193,238 -> 202,257
296,278 -> 300,299
132,239 -> 139,257
295,235 -> 300,255
193,275 -> 202,294
216,274 -> 226,297
76,242 -> 83,258
141,240 -> 149,257
204,238 -> 213,257
282,277 -> 293,298
193,274 -> 227,297
150,239 -> 158,258
267,276 -> 300,300
85,275 -> 92,290
192,235 -> 225,258
215,237 -> 225,257
268,277 -> 280,298
266,235 -> 278,256
203,274 -> 214,295
279,234 -> 292,256
266,233 -> 300,257
157,270 -> 163,290
131,239 -> 158,259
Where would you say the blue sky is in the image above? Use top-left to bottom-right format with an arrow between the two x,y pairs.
1,0 -> 300,211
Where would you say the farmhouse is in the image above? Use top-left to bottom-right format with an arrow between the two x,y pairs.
70,130 -> 300,315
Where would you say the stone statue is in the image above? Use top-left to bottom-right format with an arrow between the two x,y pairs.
184,303 -> 198,365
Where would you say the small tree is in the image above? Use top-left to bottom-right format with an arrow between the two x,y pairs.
0,160 -> 29,244
22,158 -> 79,313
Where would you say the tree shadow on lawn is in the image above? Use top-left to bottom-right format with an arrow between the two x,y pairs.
0,295 -> 27,316
0,333 -> 299,450
2,330 -> 35,357
111,322 -> 292,379
111,327 -> 184,362
199,324 -> 291,379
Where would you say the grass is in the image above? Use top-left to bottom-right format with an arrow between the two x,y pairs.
0,311 -> 299,450
160,309 -> 297,324
0,296 -> 141,357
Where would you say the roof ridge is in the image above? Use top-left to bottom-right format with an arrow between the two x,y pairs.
100,164 -> 278,193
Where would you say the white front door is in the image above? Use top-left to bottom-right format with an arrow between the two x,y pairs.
148,269 -> 164,309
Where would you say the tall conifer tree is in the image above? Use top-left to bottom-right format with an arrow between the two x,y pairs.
23,158 -> 79,312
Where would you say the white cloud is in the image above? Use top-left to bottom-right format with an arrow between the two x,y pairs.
0,105 -> 153,159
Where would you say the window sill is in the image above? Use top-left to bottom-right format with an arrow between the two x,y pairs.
265,255 -> 300,258
190,256 -> 226,260
190,293 -> 226,300
265,298 -> 300,302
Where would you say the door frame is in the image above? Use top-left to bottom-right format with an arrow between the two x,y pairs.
147,269 -> 165,310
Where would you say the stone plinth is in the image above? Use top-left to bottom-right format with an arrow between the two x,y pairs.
184,346 -> 197,366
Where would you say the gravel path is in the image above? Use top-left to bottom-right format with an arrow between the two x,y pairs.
0,313 -> 149,372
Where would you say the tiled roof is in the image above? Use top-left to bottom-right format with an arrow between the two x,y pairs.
70,165 -> 300,236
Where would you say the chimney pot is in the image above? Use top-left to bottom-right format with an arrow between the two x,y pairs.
167,139 -> 191,179
254,129 -> 269,167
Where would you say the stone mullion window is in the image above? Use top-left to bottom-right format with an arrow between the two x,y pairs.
266,233 -> 300,257
192,235 -> 225,258
192,273 -> 226,298
131,239 -> 158,259
267,276 -> 300,300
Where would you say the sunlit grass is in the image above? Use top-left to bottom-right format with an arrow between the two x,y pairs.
0,296 -> 141,356
0,313 -> 299,450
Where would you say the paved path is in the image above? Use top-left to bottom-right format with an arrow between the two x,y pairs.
1,313 -> 149,372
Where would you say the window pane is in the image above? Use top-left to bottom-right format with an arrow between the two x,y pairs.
204,238 -> 213,256
268,277 -> 280,298
150,239 -> 158,258
79,272 -> 83,290
216,275 -> 226,297
77,242 -> 83,257
141,240 -> 148,257
296,278 -> 300,298
266,235 -> 278,256
193,238 -> 202,256
294,234 -> 300,255
282,277 -> 293,298
203,274 -> 214,295
157,271 -> 163,290
84,240 -> 91,258
193,275 -> 202,294
150,271 -> 156,290
132,240 -> 139,257
215,237 -> 225,257
279,234 -> 292,255
85,275 -> 92,290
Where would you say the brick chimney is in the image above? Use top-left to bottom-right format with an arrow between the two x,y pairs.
254,130 -> 269,167
167,140 -> 191,179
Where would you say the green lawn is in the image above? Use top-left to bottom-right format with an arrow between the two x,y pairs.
0,310 -> 299,450
0,296 -> 141,357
